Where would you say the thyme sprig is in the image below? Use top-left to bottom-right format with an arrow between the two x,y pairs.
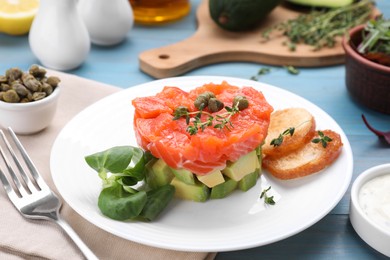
260,186 -> 275,205
312,131 -> 333,148
270,120 -> 313,147
270,127 -> 295,147
173,95 -> 249,135
262,0 -> 373,51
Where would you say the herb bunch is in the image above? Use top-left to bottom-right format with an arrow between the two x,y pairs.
173,94 -> 249,135
357,16 -> 390,66
358,16 -> 390,55
262,0 -> 373,51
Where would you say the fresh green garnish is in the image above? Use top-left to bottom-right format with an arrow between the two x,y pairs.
312,131 -> 333,148
284,65 -> 300,75
262,0 -> 373,51
250,67 -> 271,81
85,146 -> 175,221
173,94 -> 249,135
270,127 -> 295,147
260,186 -> 275,205
258,67 -> 271,75
358,17 -> 390,55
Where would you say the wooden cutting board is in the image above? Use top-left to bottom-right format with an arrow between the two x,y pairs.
139,0 -> 376,78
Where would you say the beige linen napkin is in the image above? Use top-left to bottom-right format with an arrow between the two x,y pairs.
0,70 -> 217,260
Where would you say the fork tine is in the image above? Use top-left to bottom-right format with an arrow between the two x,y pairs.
7,127 -> 49,191
0,164 -> 20,201
1,129 -> 38,193
0,130 -> 30,197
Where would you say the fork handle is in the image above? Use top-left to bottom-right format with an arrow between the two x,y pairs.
55,217 -> 99,260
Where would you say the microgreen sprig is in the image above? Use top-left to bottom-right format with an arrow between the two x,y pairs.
270,127 -> 295,147
260,186 -> 275,205
312,131 -> 333,148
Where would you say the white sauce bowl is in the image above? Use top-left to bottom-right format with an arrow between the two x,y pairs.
350,164 -> 390,257
0,85 -> 60,135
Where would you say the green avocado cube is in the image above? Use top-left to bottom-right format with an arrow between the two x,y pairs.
210,177 -> 238,199
170,177 -> 210,202
222,150 -> 258,181
171,168 -> 195,185
145,159 -> 174,189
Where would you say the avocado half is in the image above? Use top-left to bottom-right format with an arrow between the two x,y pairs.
209,0 -> 283,31
286,0 -> 353,8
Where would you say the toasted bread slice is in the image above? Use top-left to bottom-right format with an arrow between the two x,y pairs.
262,108 -> 316,158
263,130 -> 343,180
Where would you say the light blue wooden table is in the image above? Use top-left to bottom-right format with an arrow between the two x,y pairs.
1,1 -> 389,259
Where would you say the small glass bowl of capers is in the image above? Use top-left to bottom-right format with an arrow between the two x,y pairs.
0,65 -> 61,134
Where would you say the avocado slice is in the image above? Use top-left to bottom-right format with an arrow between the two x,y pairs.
222,150 -> 258,181
170,177 -> 210,202
238,170 -> 259,192
287,0 -> 353,8
210,177 -> 238,199
197,169 -> 225,188
145,159 -> 174,189
171,168 -> 195,185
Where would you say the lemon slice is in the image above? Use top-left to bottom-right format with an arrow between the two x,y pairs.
0,0 -> 40,35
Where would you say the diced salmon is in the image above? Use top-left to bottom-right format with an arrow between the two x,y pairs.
132,81 -> 273,175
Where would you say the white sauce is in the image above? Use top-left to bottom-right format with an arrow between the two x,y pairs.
359,174 -> 390,233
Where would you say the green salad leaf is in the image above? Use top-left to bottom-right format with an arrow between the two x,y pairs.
85,146 -> 175,221
139,185 -> 175,221
98,183 -> 147,220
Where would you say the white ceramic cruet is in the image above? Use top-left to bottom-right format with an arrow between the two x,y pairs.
77,0 -> 134,46
29,0 -> 90,71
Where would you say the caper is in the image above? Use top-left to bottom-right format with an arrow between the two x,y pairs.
200,91 -> 215,100
233,95 -> 249,110
22,74 -> 42,92
208,98 -> 224,112
194,91 -> 216,110
46,76 -> 60,88
12,82 -> 29,97
29,64 -> 47,78
32,92 -> 46,101
26,91 -> 33,101
1,83 -> 11,92
0,75 -> 7,83
194,95 -> 208,110
5,68 -> 22,82
3,89 -> 20,103
41,83 -> 53,95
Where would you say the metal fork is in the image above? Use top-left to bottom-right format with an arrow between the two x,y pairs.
0,127 -> 98,260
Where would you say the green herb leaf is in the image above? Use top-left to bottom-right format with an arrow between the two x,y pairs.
98,182 -> 147,220
270,127 -> 295,147
312,131 -> 333,148
85,146 -> 143,181
260,186 -> 276,205
139,185 -> 175,221
284,65 -> 300,75
258,67 -> 271,75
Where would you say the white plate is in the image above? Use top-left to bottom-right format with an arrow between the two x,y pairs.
50,76 -> 353,252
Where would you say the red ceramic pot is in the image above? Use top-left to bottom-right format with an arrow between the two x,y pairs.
342,24 -> 390,114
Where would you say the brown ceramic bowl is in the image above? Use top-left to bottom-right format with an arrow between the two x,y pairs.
342,25 -> 390,114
